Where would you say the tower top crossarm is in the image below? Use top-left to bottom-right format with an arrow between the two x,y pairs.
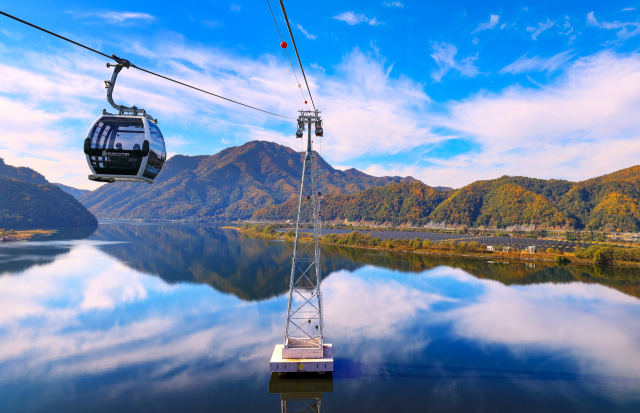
298,109 -> 321,120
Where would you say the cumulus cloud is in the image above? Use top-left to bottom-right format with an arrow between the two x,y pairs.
587,11 -> 640,42
471,14 -> 500,34
430,42 -> 479,82
383,1 -> 404,7
69,11 -> 155,25
334,11 -> 383,26
526,18 -> 556,40
500,49 -> 575,74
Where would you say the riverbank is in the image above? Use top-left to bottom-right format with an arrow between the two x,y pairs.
0,229 -> 56,242
234,226 -> 640,268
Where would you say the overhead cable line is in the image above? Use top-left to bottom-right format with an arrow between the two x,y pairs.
266,0 -> 310,111
0,10 -> 296,120
277,0 -> 317,111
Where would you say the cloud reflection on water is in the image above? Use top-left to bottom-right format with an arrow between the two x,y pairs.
0,238 -> 639,410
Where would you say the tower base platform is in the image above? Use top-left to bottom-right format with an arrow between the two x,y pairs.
270,344 -> 333,374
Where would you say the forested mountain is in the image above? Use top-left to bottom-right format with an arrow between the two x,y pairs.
74,139 -> 640,230
0,178 -> 97,229
0,158 -> 48,184
0,158 -> 97,230
253,182 -> 450,226
80,141 -> 419,220
254,166 -> 640,231
429,178 -> 573,228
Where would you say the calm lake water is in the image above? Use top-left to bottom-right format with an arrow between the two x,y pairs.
1,222 -> 640,412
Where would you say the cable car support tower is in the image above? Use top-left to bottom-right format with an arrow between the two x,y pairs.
270,109 -> 333,375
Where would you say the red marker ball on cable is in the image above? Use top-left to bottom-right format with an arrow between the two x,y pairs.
305,101 -> 308,104
281,41 -> 287,48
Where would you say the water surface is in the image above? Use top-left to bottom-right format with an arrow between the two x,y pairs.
1,222 -> 639,412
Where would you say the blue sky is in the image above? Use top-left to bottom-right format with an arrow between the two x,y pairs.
2,1 -> 640,189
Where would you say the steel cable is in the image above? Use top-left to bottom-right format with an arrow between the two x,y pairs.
266,0 -> 310,111
277,0 -> 317,111
0,10 -> 296,120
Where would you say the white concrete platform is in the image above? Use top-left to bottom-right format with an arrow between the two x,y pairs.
270,344 -> 333,374
282,346 -> 323,359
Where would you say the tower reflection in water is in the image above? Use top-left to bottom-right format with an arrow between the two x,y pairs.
269,373 -> 333,413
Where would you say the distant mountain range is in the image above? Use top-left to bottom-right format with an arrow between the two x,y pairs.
255,165 -> 640,232
54,183 -> 91,199
0,158 -> 97,230
71,140 -> 640,231
80,141 -> 420,220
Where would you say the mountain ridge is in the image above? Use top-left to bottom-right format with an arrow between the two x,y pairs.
80,141 -> 418,220
255,167 -> 640,231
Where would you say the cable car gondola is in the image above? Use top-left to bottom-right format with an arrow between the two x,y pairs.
84,58 -> 166,184
315,120 -> 323,137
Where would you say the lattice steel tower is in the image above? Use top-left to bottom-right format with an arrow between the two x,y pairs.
282,109 -> 325,359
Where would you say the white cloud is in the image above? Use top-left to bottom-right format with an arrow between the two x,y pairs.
562,16 -> 574,35
6,27 -> 640,189
526,18 -> 556,40
471,14 -> 500,34
472,37 -> 479,45
1,29 -> 22,41
230,4 -> 241,12
427,51 -> 640,187
70,11 -> 155,25
333,11 -> 383,26
430,42 -> 479,82
294,23 -> 317,40
383,1 -> 404,7
587,11 -> 640,42
499,49 -> 575,74
622,7 -> 636,11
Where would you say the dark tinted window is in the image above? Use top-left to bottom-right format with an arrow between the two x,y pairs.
143,122 -> 167,180
89,117 -> 145,151
88,117 -> 144,176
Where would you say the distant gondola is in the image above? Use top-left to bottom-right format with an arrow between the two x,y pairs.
84,57 -> 166,183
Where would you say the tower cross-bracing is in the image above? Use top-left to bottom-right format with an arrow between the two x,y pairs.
270,110 -> 333,373
283,109 -> 324,358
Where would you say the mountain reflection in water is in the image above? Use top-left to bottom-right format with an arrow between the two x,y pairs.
0,221 -> 638,413
92,222 -> 640,301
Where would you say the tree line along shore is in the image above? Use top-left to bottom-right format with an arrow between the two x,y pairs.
238,224 -> 640,267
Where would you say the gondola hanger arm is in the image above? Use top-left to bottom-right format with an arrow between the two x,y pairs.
103,56 -> 156,123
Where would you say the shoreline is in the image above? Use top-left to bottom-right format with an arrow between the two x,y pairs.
234,227 -> 640,268
0,229 -> 56,243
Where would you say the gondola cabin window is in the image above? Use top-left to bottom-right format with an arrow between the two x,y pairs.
143,122 -> 167,180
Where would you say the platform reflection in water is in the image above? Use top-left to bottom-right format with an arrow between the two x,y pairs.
269,373 -> 333,413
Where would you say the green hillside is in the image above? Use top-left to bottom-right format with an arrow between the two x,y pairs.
254,166 -> 640,231
0,178 -> 98,229
253,182 -> 449,225
80,140 -> 419,220
429,178 -> 572,228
